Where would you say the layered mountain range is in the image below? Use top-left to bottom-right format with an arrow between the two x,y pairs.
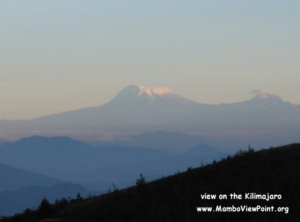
0,135 -> 223,191
0,133 -> 225,216
0,85 -> 299,216
0,85 -> 299,149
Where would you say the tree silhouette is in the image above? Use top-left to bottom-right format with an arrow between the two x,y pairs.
38,198 -> 52,220
136,173 -> 146,188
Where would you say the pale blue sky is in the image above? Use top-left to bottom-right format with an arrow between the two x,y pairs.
1,1 -> 300,119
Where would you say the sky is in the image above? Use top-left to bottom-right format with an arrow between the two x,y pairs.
1,1 -> 300,120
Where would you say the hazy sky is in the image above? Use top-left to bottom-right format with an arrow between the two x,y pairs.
1,1 -> 299,120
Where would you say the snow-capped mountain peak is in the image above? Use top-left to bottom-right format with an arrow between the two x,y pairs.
251,89 -> 282,100
137,85 -> 173,97
109,85 -> 196,105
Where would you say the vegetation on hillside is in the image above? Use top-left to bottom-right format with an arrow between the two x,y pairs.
1,144 -> 300,222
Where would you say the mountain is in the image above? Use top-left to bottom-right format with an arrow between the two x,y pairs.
0,85 -> 199,131
0,162 -> 63,192
0,135 -> 224,191
0,85 -> 299,149
109,85 -> 197,106
0,136 -> 98,185
3,143 -> 300,221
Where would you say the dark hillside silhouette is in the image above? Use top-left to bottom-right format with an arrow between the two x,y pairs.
2,143 -> 300,221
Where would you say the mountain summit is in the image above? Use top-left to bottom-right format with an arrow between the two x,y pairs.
109,85 -> 196,105
112,85 -> 173,100
243,89 -> 297,110
251,89 -> 283,101
0,85 -> 299,149
130,85 -> 173,97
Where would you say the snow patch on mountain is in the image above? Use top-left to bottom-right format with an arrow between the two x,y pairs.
251,89 -> 282,100
137,85 -> 173,97
108,85 -> 196,106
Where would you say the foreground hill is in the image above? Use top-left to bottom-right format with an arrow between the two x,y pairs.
2,143 -> 299,221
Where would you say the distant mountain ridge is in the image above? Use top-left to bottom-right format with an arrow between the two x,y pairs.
11,135 -> 93,150
1,85 -> 298,129
0,162 -> 63,192
0,135 -> 225,191
0,85 -> 299,149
